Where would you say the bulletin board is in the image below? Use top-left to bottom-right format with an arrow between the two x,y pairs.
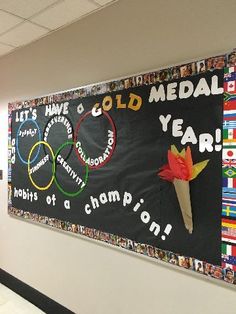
8,49 -> 236,285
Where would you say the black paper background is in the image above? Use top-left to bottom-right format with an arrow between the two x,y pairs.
11,69 -> 223,265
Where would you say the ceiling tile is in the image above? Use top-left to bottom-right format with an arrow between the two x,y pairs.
0,21 -> 49,47
0,42 -> 15,56
93,0 -> 115,5
0,0 -> 58,18
31,0 -> 99,30
0,10 -> 23,35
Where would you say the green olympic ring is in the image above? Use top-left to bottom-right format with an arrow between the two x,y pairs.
52,141 -> 89,197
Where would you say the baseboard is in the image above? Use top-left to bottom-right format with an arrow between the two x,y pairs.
0,268 -> 75,314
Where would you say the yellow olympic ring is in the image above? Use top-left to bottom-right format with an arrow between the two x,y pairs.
28,141 -> 55,191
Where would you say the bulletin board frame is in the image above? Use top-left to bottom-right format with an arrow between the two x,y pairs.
8,49 -> 236,285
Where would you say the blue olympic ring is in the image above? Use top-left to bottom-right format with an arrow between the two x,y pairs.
16,118 -> 42,165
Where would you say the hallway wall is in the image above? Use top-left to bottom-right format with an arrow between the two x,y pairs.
0,1 -> 236,313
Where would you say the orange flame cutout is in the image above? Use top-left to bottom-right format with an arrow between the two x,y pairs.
158,145 -> 209,182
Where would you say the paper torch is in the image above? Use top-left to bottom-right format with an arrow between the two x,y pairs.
158,145 -> 209,234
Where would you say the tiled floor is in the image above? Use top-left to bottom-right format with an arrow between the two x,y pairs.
0,283 -> 44,313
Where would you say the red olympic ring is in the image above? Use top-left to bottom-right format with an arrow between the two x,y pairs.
74,110 -> 116,170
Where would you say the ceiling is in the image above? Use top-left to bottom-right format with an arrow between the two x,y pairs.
0,0 -> 117,57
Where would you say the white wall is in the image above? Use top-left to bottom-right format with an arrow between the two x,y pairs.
0,0 -> 236,313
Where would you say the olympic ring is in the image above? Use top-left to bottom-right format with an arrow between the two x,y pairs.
28,141 -> 54,191
74,110 -> 116,170
43,115 -> 74,163
53,141 -> 89,197
16,119 -> 41,165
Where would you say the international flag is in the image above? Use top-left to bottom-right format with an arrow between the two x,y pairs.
222,195 -> 236,205
225,74 -> 236,83
222,243 -> 236,270
222,177 -> 236,188
223,159 -> 236,167
222,204 -> 236,218
224,81 -> 236,93
224,100 -> 236,110
224,69 -> 236,82
222,146 -> 236,159
224,111 -> 236,121
222,234 -> 236,244
224,67 -> 236,75
222,218 -> 236,229
223,194 -> 236,202
222,255 -> 236,266
223,120 -> 236,129
223,187 -> 236,196
222,166 -> 236,178
222,159 -> 236,178
224,92 -> 236,102
222,262 -> 236,271
222,188 -> 236,216
222,243 -> 236,256
223,128 -> 236,140
222,219 -> 236,244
